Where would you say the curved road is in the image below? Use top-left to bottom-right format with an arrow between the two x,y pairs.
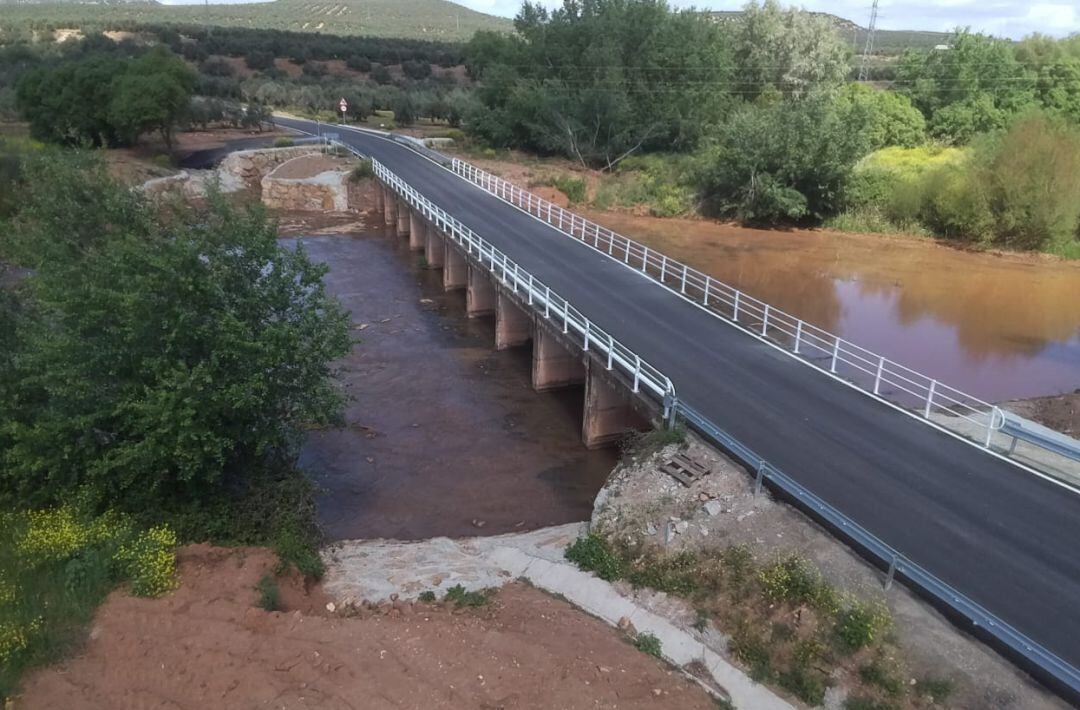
279,118 -> 1080,677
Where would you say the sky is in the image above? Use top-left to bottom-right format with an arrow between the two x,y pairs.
154,0 -> 1080,40
450,0 -> 1080,39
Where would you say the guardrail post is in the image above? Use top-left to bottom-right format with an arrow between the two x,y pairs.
884,555 -> 898,591
761,304 -> 770,336
830,337 -> 841,373
754,462 -> 766,497
985,407 -> 998,448
873,356 -> 885,395
924,380 -> 937,418
663,391 -> 678,430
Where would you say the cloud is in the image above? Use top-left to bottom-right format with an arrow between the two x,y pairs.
449,0 -> 1079,39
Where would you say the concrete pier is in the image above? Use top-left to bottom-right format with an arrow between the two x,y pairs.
425,227 -> 445,269
467,267 -> 495,318
382,188 -> 397,226
495,293 -> 532,350
443,242 -> 467,291
396,200 -> 410,237
582,362 -> 644,448
532,327 -> 586,392
409,213 -> 425,251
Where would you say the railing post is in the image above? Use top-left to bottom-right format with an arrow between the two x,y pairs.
641,246 -> 650,273
583,325 -> 590,351
632,356 -> 641,393
761,304 -> 770,336
660,256 -> 667,282
830,337 -> 841,373
680,265 -> 688,294
563,300 -> 569,334
703,277 -> 711,307
607,335 -> 614,369
544,287 -> 551,318
794,322 -> 803,354
873,356 -> 885,395
924,380 -> 937,418
733,291 -> 740,322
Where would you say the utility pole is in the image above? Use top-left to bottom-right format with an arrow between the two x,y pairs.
857,0 -> 880,82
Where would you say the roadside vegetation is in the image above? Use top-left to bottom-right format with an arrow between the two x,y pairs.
0,140 -> 351,698
566,532 -> 953,708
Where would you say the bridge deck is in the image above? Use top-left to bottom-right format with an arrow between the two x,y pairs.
280,119 -> 1080,672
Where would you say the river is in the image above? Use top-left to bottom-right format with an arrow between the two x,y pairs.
285,229 -> 617,541
584,211 -> 1080,404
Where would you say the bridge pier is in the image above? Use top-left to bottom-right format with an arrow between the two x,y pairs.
424,227 -> 444,269
532,326 -> 585,392
467,267 -> 495,318
374,184 -> 384,212
396,201 -> 410,237
409,214 -> 426,251
408,212 -> 423,247
382,188 -> 397,226
582,361 -> 647,448
495,292 -> 531,350
443,243 -> 467,291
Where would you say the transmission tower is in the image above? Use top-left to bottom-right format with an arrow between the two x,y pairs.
857,0 -> 880,82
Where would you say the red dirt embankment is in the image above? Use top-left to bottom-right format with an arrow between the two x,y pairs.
15,545 -> 715,709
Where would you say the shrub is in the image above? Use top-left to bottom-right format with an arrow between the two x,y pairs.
272,524 -> 324,580
443,584 -> 490,607
836,599 -> 892,653
417,590 -> 436,603
349,160 -> 374,182
634,632 -> 663,658
759,555 -> 836,611
859,658 -> 904,696
114,525 -> 179,597
273,136 -> 295,148
565,533 -> 626,581
255,574 -> 280,611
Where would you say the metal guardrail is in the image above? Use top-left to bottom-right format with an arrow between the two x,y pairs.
360,148 -> 677,413
316,130 -> 1079,698
677,401 -> 1080,698
449,159 -> 1020,452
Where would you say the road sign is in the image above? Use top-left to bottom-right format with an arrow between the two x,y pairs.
339,98 -> 348,114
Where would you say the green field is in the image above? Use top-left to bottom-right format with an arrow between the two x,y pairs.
0,0 -> 511,41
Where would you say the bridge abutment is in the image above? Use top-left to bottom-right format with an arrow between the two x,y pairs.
495,292 -> 532,350
532,326 -> 586,392
582,361 -> 647,448
374,184 -> 384,212
466,266 -> 495,318
443,243 -> 467,291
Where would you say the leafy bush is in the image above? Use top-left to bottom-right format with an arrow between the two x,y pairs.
836,599 -> 892,653
634,632 -> 663,658
255,574 -> 280,611
349,160 -> 374,182
565,533 -> 626,581
532,174 -> 586,204
417,590 -> 436,603
274,136 -> 295,147
759,555 -> 836,611
273,524 -> 325,580
443,584 -> 490,608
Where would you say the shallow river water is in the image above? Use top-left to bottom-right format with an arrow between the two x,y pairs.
585,211 -> 1080,403
287,230 -> 617,541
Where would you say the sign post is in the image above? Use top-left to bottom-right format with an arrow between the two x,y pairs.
339,97 -> 348,123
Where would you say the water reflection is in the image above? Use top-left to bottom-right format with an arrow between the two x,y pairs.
583,210 -> 1080,403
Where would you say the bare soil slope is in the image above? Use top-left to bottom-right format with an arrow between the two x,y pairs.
14,544 -> 715,709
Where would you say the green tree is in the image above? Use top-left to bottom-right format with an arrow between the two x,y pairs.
835,83 -> 926,149
16,54 -> 125,147
0,153 -> 351,513
697,94 -> 871,224
729,0 -> 850,100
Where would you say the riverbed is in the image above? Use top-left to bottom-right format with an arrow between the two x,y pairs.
284,227 -> 617,541
584,211 -> 1080,403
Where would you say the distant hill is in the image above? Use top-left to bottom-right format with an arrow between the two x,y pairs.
707,10 -> 953,55
0,0 -> 512,42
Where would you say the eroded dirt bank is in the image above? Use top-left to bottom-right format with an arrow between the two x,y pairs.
14,545 -> 716,710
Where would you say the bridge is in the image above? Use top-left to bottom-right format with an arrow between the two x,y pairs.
275,116 -> 1080,697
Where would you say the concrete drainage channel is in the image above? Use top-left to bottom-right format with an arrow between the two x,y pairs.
321,523 -> 792,710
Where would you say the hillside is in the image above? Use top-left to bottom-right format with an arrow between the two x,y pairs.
0,0 -> 512,42
708,9 -> 952,54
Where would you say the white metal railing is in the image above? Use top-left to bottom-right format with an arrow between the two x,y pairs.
368,154 -> 676,411
450,158 -> 1011,450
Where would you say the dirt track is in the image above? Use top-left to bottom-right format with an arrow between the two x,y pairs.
14,545 -> 716,709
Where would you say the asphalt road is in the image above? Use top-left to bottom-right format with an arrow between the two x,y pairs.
278,118 -> 1080,673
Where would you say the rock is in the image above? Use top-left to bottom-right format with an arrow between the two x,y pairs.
325,602 -> 336,613
471,519 -> 486,528
698,492 -> 710,502
664,522 -> 676,545
736,510 -> 756,522
617,616 -> 632,630
674,520 -> 689,535
703,500 -> 723,516
644,522 -> 658,536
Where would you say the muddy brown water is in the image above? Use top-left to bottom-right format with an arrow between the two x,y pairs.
584,211 -> 1080,403
286,230 -> 617,541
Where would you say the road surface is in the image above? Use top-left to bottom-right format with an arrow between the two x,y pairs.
277,118 -> 1080,676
